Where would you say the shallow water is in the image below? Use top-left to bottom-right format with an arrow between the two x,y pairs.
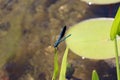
0,0 -> 119,80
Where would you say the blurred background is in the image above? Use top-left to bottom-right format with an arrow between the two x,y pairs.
0,0 -> 120,80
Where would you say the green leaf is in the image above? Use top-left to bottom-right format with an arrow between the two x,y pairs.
110,7 -> 120,40
66,18 -> 120,59
92,70 -> 99,80
59,47 -> 69,80
110,7 -> 120,80
52,49 -> 59,80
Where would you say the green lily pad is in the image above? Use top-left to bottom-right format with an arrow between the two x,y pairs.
81,0 -> 120,5
65,18 -> 120,59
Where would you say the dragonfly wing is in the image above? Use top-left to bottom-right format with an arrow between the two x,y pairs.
54,26 -> 67,48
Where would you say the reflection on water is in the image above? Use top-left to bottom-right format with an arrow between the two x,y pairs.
0,0 -> 119,80
88,3 -> 120,17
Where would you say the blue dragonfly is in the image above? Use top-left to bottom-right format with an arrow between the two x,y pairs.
54,26 -> 71,48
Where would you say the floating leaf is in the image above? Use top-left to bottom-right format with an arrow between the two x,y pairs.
81,0 -> 120,5
66,18 -> 120,59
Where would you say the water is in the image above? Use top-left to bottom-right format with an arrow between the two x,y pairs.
0,0 -> 119,80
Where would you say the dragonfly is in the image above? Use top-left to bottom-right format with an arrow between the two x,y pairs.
54,26 -> 71,48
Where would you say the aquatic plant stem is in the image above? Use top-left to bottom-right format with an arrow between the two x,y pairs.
52,48 -> 59,80
59,47 -> 69,80
114,38 -> 120,80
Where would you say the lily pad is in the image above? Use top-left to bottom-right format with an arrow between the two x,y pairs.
65,18 -> 120,59
81,0 -> 120,5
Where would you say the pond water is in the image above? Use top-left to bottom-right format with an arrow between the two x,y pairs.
0,0 -> 119,80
